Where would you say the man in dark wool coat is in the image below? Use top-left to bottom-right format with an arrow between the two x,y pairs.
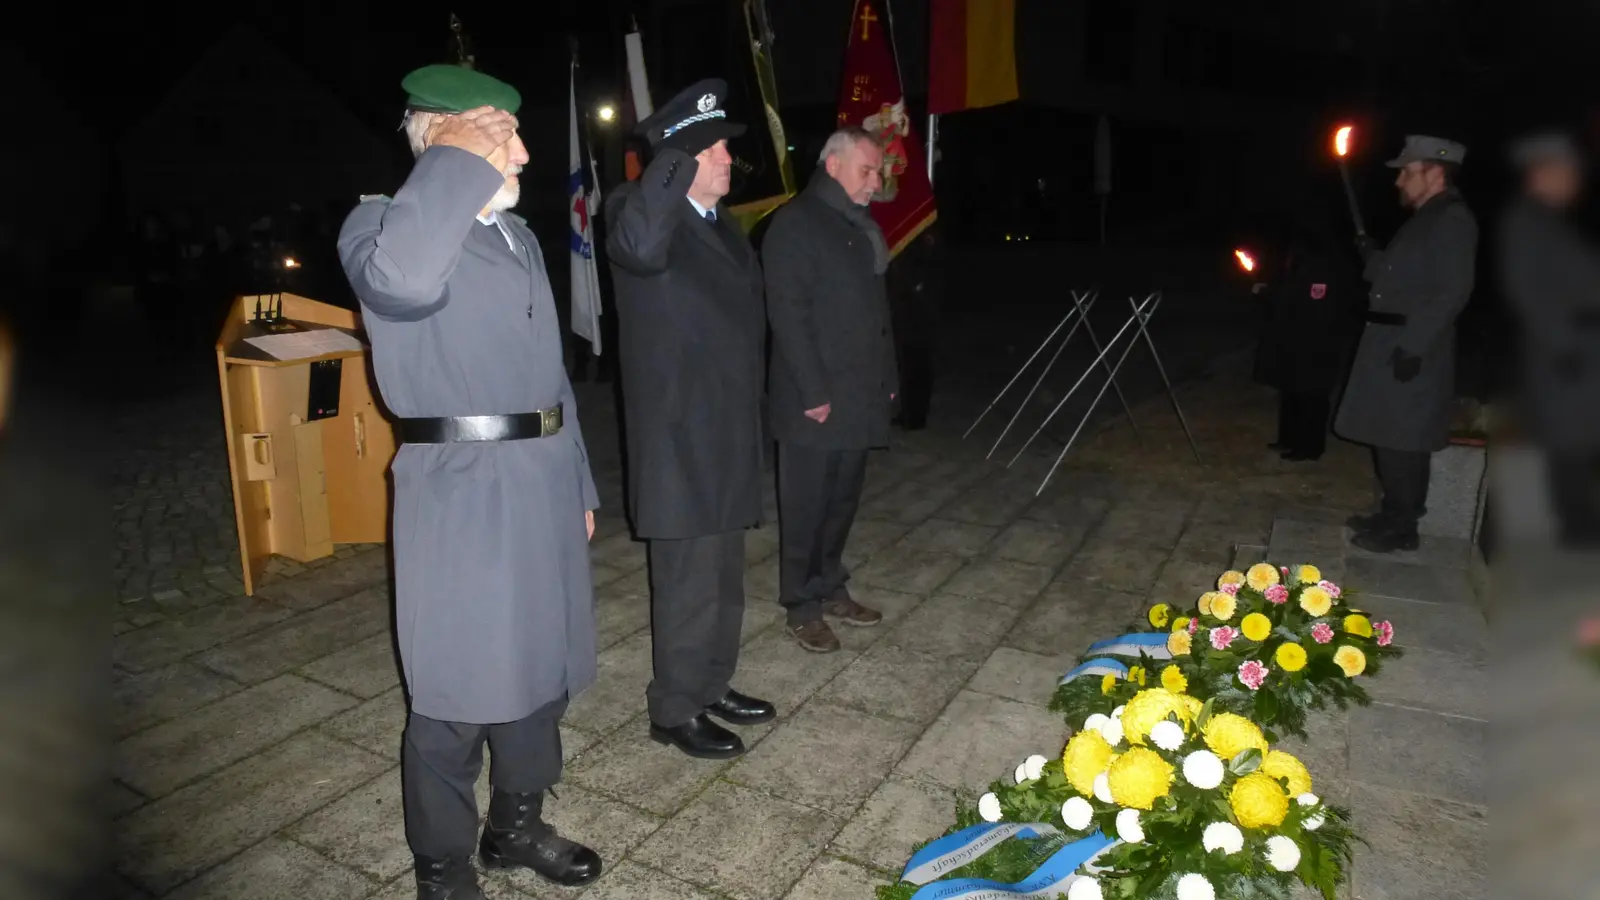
605,79 -> 775,759
338,65 -> 603,899
1335,134 -> 1479,553
762,126 -> 898,652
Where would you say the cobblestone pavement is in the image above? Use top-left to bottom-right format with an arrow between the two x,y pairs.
112,353 -> 1486,900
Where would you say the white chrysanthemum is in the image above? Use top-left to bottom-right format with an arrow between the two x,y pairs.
1115,808 -> 1144,843
1061,796 -> 1095,831
1024,754 -> 1048,781
1182,750 -> 1225,789
1201,821 -> 1243,855
1111,705 -> 1126,720
1297,792 -> 1324,830
1014,762 -> 1028,784
1176,873 -> 1215,900
1093,772 -> 1114,803
1066,876 -> 1104,900
1149,720 -> 1185,751
1265,835 -> 1302,872
1100,717 -> 1125,747
977,792 -> 1002,822
1084,713 -> 1111,733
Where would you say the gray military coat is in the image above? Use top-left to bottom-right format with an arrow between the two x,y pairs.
339,146 -> 600,725
606,148 -> 767,540
1500,197 -> 1600,451
762,174 -> 900,450
1334,189 -> 1478,452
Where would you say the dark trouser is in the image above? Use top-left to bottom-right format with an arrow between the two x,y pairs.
777,444 -> 870,626
1547,451 -> 1600,543
897,343 -> 933,428
403,695 -> 567,859
1276,391 -> 1330,457
1373,447 -> 1431,531
646,531 -> 746,726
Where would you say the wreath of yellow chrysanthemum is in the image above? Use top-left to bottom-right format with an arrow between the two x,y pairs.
1217,570 -> 1246,589
1246,563 -> 1281,591
1100,673 -> 1119,695
1296,564 -> 1322,585
1121,688 -> 1190,745
1160,664 -> 1188,694
1210,592 -> 1238,621
1230,772 -> 1290,828
1240,612 -> 1272,642
1128,665 -> 1148,687
1333,644 -> 1367,677
1062,729 -> 1115,797
1148,603 -> 1171,629
1167,631 -> 1193,656
1171,616 -> 1192,633
1261,750 -> 1313,797
1198,592 -> 1217,616
1179,694 -> 1203,721
1107,747 -> 1174,810
1299,585 -> 1333,617
1202,712 -> 1269,760
1343,614 -> 1374,638
1274,642 -> 1307,672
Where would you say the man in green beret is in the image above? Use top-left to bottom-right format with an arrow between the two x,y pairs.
339,64 -> 603,899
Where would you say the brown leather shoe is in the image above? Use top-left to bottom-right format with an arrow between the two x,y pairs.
789,620 -> 841,653
822,591 -> 883,627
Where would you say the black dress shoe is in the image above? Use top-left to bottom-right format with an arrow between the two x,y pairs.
650,713 -> 745,759
707,689 -> 776,726
1345,511 -> 1388,532
479,790 -> 602,887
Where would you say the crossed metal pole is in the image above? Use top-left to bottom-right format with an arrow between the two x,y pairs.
963,289 -> 1139,460
965,290 -> 1202,496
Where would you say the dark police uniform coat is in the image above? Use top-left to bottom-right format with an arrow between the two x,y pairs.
339,146 -> 600,725
763,174 -> 899,450
605,148 -> 767,540
1252,234 -> 1363,395
1334,188 -> 1478,452
1500,196 -> 1600,451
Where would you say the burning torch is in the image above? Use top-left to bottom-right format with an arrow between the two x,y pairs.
1332,124 -> 1367,237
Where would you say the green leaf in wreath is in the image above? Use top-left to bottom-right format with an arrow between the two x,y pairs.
1229,747 -> 1263,775
1254,688 -> 1280,722
1196,697 -> 1215,729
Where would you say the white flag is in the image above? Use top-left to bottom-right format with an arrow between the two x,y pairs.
569,62 -> 603,354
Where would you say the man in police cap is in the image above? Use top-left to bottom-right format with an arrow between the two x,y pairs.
1335,134 -> 1479,553
1500,131 -> 1600,547
606,80 -> 773,759
338,64 -> 603,898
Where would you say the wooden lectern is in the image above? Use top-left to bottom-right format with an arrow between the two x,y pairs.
215,293 -> 396,595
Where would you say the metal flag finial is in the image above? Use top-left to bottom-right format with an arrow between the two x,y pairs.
449,13 -> 476,69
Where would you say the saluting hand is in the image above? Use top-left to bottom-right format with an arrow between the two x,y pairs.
427,106 -> 518,166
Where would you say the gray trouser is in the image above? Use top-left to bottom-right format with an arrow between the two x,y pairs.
646,531 -> 746,726
402,694 -> 567,859
778,444 -> 869,625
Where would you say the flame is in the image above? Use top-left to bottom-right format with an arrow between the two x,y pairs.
1333,125 -> 1353,158
1235,249 -> 1256,272
283,257 -> 300,269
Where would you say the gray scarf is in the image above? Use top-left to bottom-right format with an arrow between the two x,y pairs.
814,174 -> 889,274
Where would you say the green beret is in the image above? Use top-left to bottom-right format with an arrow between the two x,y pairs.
401,64 -> 521,115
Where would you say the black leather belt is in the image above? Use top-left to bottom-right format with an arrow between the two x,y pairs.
1365,311 -> 1408,325
396,406 -> 563,444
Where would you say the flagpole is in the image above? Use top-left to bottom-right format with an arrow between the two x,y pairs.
926,113 -> 938,187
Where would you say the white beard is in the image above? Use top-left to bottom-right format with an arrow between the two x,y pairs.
488,163 -> 523,212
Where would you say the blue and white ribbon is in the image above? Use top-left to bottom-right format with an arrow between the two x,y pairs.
900,823 -> 1060,886
1083,632 -> 1173,661
662,109 -> 727,137
904,829 -> 1120,899
1058,657 -> 1129,685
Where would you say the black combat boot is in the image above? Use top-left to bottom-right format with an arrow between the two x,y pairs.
478,790 -> 602,887
413,854 -> 485,900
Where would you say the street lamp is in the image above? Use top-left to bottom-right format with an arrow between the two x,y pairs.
595,104 -> 617,124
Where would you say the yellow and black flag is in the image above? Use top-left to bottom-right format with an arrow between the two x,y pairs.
722,0 -> 797,229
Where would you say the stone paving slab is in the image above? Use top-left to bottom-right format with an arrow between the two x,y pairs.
111,368 -> 1488,900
